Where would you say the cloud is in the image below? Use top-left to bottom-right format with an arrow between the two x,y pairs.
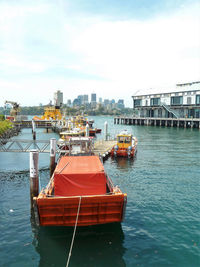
0,1 -> 199,107
70,2 -> 200,88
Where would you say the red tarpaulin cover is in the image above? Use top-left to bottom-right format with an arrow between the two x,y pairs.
54,156 -> 107,196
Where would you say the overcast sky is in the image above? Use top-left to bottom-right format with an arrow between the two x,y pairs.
0,0 -> 200,107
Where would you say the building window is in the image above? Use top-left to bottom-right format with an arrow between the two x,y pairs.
171,96 -> 183,105
196,95 -> 200,105
187,97 -> 191,104
150,98 -> 160,106
134,99 -> 142,107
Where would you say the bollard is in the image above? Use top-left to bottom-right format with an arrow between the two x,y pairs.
50,138 -> 56,177
32,120 -> 36,140
104,121 -> 108,141
30,150 -> 39,206
85,123 -> 89,137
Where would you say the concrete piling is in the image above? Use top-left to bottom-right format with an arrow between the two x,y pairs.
104,121 -> 108,141
85,123 -> 89,137
30,150 -> 39,206
32,120 -> 36,140
50,138 -> 56,177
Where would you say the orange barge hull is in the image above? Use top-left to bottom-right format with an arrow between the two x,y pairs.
34,155 -> 127,227
36,194 -> 126,226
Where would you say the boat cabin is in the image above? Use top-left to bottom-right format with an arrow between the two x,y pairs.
117,131 -> 133,149
58,136 -> 94,155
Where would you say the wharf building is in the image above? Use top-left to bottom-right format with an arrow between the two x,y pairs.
132,82 -> 200,119
114,82 -> 200,128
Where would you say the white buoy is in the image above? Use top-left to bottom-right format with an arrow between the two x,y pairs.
50,138 -> 56,177
30,149 -> 39,206
104,121 -> 108,141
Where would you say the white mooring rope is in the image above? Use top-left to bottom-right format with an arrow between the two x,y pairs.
66,196 -> 82,267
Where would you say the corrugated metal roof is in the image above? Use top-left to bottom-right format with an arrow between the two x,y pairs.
132,81 -> 200,97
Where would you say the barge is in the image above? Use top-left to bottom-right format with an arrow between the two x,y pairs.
33,155 -> 127,226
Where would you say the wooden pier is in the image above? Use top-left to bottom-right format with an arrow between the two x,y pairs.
114,116 -> 200,129
94,140 -> 116,159
13,120 -> 55,129
13,120 -> 68,134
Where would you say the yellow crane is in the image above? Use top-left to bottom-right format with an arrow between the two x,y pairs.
4,101 -> 21,121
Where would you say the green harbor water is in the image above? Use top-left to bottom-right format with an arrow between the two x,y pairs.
0,116 -> 199,267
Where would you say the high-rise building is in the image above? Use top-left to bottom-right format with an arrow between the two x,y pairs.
54,90 -> 63,107
103,99 -> 109,106
83,95 -> 89,104
77,95 -> 84,105
73,98 -> 79,106
91,93 -> 97,108
99,97 -> 102,103
91,93 -> 96,102
117,99 -> 125,109
67,99 -> 72,107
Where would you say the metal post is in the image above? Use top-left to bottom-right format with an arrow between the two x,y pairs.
85,123 -> 89,137
104,121 -> 108,141
32,120 -> 36,140
30,150 -> 39,206
50,138 -> 56,177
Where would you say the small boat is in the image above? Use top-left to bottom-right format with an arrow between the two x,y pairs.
89,127 -> 102,135
58,136 -> 94,155
111,130 -> 137,158
33,155 -> 127,226
96,128 -> 102,133
70,115 -> 101,136
88,128 -> 96,136
59,128 -> 85,139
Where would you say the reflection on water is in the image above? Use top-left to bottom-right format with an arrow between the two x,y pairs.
32,219 -> 126,267
111,157 -> 135,170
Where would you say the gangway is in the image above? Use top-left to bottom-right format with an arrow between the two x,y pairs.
161,103 -> 179,118
0,139 -> 52,153
0,138 -> 116,160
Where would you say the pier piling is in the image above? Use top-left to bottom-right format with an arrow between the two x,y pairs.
50,138 -> 56,177
104,121 -> 108,141
114,116 -> 200,129
30,150 -> 39,206
32,120 -> 36,140
85,123 -> 89,137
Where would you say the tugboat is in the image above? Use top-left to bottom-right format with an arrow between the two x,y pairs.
111,130 -> 137,158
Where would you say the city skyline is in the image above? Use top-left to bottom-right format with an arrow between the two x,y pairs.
67,92 -> 125,109
0,0 -> 199,108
